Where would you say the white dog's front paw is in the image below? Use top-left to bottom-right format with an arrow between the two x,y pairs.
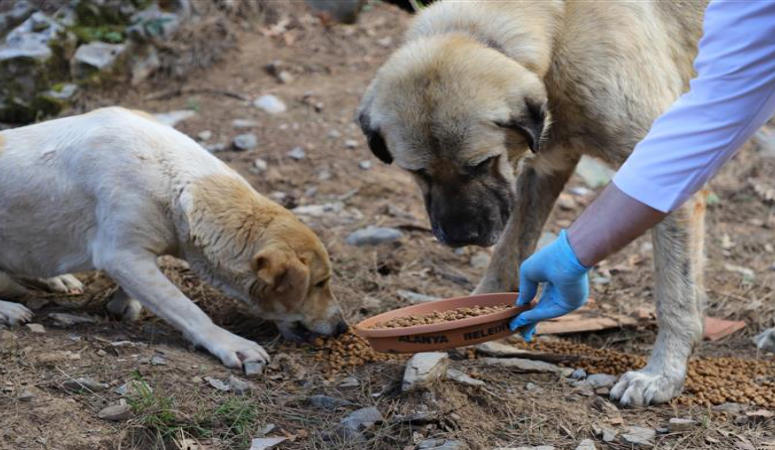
0,300 -> 34,325
201,327 -> 271,369
106,291 -> 143,322
38,274 -> 84,294
610,369 -> 684,406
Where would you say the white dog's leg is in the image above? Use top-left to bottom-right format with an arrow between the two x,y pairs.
99,251 -> 270,368
611,193 -> 706,406
34,274 -> 84,294
0,299 -> 33,325
106,288 -> 143,321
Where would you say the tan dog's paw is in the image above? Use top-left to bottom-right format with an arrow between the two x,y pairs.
0,300 -> 34,325
37,275 -> 84,295
200,327 -> 271,369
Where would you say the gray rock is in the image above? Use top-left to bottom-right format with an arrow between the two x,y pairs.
44,83 -> 78,101
48,313 -> 95,327
620,426 -> 656,447
233,119 -> 259,129
154,110 -> 196,127
575,156 -> 615,188
292,202 -> 344,217
397,289 -> 438,304
570,368 -> 587,379
233,133 -> 258,151
475,341 -> 530,357
754,328 -> 775,352
346,226 -> 403,246
206,142 -> 228,153
479,358 -> 565,374
668,418 -> 697,432
575,439 -> 596,450
130,46 -> 160,85
402,352 -> 449,391
339,376 -> 360,388
300,395 -> 355,410
470,251 -> 490,269
18,389 -> 35,402
128,6 -> 180,42
98,404 -> 133,421
417,439 -> 469,450
753,126 -> 775,157
150,355 -> 167,366
525,382 -> 537,391
713,403 -> 745,414
602,429 -> 617,442
446,368 -> 485,387
327,129 -> 342,139
197,130 -> 213,141
341,406 -> 383,431
358,160 -> 372,170
304,0 -> 364,24
0,0 -> 33,36
63,377 -> 108,393
71,42 -> 127,79
287,146 -> 306,160
205,376 -> 230,392
584,373 -> 617,389
249,437 -> 287,450
536,231 -> 557,251
0,12 -> 62,64
114,380 -> 152,397
244,361 -> 265,377
344,139 -> 358,149
25,323 -> 45,333
253,158 -> 268,173
254,94 -> 287,114
228,375 -> 251,395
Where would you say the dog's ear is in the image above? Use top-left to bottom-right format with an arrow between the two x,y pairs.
252,247 -> 310,307
498,101 -> 547,153
356,100 -> 393,164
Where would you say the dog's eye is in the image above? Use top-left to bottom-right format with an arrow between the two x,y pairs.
315,279 -> 328,288
466,156 -> 498,175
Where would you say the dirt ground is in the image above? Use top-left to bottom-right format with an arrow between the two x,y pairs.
1,3 -> 774,450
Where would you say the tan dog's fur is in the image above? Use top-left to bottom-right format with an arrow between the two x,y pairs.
359,0 -> 708,405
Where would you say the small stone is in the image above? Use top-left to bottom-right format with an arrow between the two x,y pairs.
591,396 -> 619,414
570,368 -> 587,379
253,158 -> 268,173
602,429 -> 617,442
25,323 -> 45,333
205,376 -> 230,392
244,362 -> 265,377
48,313 -> 95,328
44,83 -> 78,101
734,415 -> 749,426
754,328 -> 775,352
63,377 -> 108,393
287,146 -> 306,160
446,368 -> 485,387
575,440 -> 596,450
197,130 -> 213,141
712,402 -> 745,414
417,439 -> 469,450
595,387 -> 610,396
377,36 -> 393,47
620,426 -> 656,447
557,194 -> 577,210
339,376 -> 360,388
96,349 -> 107,356
228,376 -> 251,395
98,404 -> 133,421
254,95 -> 287,114
396,289 -> 438,304
669,418 -> 697,432
403,352 -> 449,392
18,389 -> 35,402
249,437 -> 287,450
154,110 -> 196,128
341,406 -> 383,431
206,142 -> 228,153
479,358 -> 565,374
346,226 -> 403,246
128,6 -> 180,41
585,373 -> 617,389
71,42 -> 128,79
114,380 -> 152,397
344,139 -> 358,149
724,263 -> 755,281
525,382 -> 537,391
292,202 -> 344,217
268,192 -> 287,202
233,133 -> 258,151
470,251 -> 490,269
233,119 -> 259,129
150,355 -> 167,366
358,160 -> 372,170
130,46 -> 160,85
327,129 -> 342,139
300,395 -> 355,410
475,341 -> 531,357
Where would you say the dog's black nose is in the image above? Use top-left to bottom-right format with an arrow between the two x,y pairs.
334,320 -> 349,337
439,222 -> 482,246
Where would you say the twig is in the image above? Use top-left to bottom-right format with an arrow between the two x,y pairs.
144,87 -> 250,102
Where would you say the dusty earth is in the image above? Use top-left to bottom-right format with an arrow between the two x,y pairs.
1,2 -> 774,449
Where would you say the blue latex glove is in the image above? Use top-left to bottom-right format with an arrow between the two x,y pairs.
509,229 -> 590,341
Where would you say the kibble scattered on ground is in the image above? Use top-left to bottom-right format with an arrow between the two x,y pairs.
312,329 -> 402,378
372,305 -> 512,329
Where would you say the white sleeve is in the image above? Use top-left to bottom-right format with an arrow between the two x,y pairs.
613,0 -> 775,213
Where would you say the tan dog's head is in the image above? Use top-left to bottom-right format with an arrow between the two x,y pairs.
183,175 -> 346,342
358,35 -> 549,247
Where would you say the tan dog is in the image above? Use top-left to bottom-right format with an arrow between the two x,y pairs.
359,1 -> 708,405
0,107 -> 346,369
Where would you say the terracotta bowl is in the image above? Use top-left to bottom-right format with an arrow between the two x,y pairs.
354,293 -> 529,354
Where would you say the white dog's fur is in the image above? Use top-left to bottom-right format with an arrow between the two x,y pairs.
0,107 -> 344,368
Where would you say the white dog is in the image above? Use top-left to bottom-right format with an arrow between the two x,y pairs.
0,107 -> 346,369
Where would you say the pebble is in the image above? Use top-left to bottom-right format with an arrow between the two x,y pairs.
253,94 -> 287,114
244,362 -> 266,377
570,368 -> 587,379
358,160 -> 372,170
292,202 -> 344,217
206,142 -> 228,153
575,440 -> 596,450
396,289 -> 438,304
584,373 -> 617,389
63,377 -> 108,393
98,404 -> 133,421
339,376 -> 360,388
197,130 -> 212,141
228,375 -> 251,395
525,382 -> 537,391
620,426 -> 656,447
754,328 -> 775,352
402,352 -> 449,392
346,226 -> 403,246
150,355 -> 167,366
446,368 -> 485,387
327,129 -> 342,139
18,389 -> 35,402
492,447 -> 553,450
114,380 -> 152,396
475,341 -> 529,357
71,42 -> 127,79
233,119 -> 259,129
250,437 -> 287,450
301,395 -> 355,410
287,146 -> 306,160
205,376 -> 230,392
233,133 -> 258,151
418,439 -> 469,450
341,406 -> 383,431
153,110 -> 196,128
479,358 -> 565,374
668,418 -> 697,432
712,402 -> 745,414
25,323 -> 45,333
253,158 -> 268,172
470,251 -> 490,269
344,139 -> 358,149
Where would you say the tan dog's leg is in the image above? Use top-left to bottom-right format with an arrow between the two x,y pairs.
475,158 -> 579,293
611,192 -> 706,406
106,288 -> 143,321
99,250 -> 270,368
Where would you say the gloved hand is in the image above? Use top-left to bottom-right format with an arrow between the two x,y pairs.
509,229 -> 590,341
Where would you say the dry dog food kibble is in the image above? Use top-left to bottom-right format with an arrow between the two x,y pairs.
312,328 -> 402,378
372,305 -> 512,329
